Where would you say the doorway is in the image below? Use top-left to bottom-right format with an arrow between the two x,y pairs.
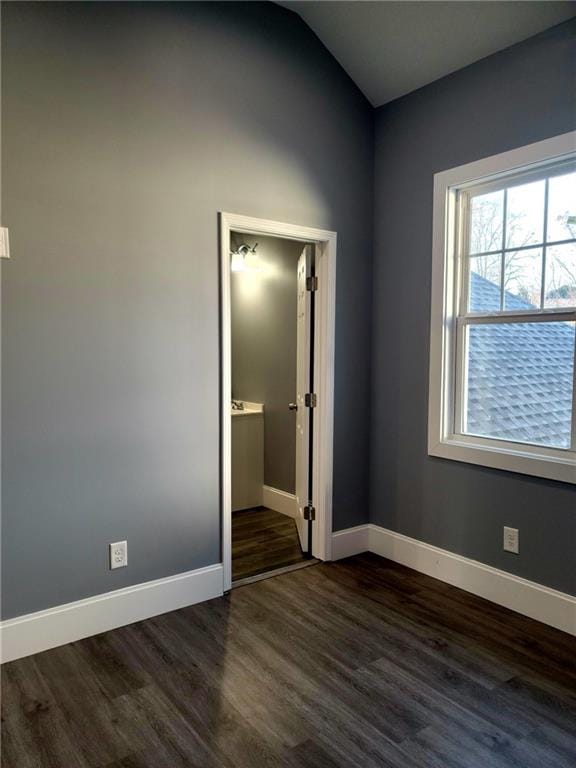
220,213 -> 336,591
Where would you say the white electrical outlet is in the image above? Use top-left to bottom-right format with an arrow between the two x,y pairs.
503,526 -> 519,554
109,540 -> 128,569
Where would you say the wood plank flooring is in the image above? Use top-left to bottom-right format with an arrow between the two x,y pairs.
232,507 -> 307,581
2,552 -> 576,767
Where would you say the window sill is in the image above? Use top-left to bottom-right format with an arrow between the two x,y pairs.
429,435 -> 576,485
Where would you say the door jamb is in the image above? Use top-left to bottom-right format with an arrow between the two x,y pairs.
219,212 -> 337,592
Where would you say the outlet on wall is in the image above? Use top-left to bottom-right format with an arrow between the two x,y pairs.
109,541 -> 128,569
503,526 -> 519,554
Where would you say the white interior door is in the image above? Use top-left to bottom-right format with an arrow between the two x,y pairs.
295,246 -> 312,554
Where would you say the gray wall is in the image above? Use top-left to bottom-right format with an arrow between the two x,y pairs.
371,20 -> 576,596
231,234 -> 300,495
1,1 -> 373,618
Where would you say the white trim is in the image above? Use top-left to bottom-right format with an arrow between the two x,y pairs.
220,213 -> 337,592
0,564 -> 223,663
331,525 -> 576,637
429,131 -> 576,485
433,131 -> 576,191
331,524 -> 370,560
262,485 -> 298,518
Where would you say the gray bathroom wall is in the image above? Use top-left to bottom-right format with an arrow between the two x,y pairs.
1,1 -> 374,618
231,234 -> 300,495
371,20 -> 576,595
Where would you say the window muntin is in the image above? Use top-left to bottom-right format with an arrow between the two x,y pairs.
456,163 -> 576,453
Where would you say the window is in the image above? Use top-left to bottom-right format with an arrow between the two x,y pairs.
429,132 -> 576,484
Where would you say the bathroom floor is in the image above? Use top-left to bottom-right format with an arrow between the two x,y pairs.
232,507 -> 308,582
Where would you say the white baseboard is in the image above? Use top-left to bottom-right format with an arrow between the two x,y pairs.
263,485 -> 298,518
332,524 -> 370,560
6,525 -> 573,664
1,563 -> 224,664
332,525 -> 576,637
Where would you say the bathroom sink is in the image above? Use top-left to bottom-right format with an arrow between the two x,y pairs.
231,401 -> 264,417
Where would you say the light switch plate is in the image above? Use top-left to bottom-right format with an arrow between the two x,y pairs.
0,228 -> 10,259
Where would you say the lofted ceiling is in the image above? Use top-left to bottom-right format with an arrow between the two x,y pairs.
277,1 -> 576,106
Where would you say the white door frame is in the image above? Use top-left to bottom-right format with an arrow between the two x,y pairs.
219,212 -> 337,592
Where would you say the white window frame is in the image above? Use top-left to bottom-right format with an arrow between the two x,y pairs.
428,131 -> 576,485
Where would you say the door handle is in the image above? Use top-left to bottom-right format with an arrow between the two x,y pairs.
288,403 -> 298,411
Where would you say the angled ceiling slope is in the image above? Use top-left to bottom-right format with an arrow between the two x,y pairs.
278,1 -> 576,106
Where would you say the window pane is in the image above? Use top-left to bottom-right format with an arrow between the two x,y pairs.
469,190 -> 503,255
506,179 -> 545,248
468,255 -> 502,312
464,321 -> 575,449
547,171 -> 576,243
545,243 -> 576,308
503,248 -> 542,310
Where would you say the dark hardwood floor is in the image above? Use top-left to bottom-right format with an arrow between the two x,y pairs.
232,506 -> 307,581
3,553 -> 576,768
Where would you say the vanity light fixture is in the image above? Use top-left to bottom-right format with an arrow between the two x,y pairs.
230,241 -> 260,272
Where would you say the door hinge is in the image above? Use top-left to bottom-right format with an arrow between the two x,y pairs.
303,504 -> 316,521
304,393 -> 317,408
306,276 -> 318,292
